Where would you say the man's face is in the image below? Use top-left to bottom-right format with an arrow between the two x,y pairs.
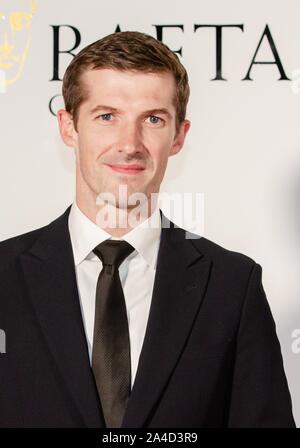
0,0 -> 35,86
58,68 -> 190,210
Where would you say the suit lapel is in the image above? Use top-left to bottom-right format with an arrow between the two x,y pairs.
19,206 -> 104,427
122,213 -> 212,427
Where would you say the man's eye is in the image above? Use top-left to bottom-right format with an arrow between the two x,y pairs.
97,113 -> 113,122
147,116 -> 163,125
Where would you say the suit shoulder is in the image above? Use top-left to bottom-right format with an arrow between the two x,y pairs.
0,206 -> 71,270
0,225 -> 48,271
189,233 -> 257,271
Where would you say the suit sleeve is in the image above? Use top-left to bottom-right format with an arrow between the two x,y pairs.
228,263 -> 296,427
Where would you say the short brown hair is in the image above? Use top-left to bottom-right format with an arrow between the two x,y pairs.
62,31 -> 190,135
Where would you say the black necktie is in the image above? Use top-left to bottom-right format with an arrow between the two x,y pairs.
92,239 -> 135,428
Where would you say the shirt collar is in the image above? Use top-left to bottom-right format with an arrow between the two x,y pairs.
68,201 -> 162,270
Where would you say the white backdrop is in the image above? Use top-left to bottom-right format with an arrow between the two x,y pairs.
0,0 -> 299,426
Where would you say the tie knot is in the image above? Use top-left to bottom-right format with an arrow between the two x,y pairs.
93,240 -> 135,269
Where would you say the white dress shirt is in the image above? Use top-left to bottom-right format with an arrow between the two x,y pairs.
68,201 -> 162,390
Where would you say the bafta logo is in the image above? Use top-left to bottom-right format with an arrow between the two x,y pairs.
0,0 -> 36,90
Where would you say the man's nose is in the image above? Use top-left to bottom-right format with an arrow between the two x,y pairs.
117,121 -> 143,155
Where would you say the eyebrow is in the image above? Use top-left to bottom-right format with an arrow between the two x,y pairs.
90,105 -> 173,119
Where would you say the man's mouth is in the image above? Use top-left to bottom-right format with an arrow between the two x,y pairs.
106,164 -> 145,175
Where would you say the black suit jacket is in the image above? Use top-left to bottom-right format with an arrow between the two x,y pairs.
0,205 -> 295,427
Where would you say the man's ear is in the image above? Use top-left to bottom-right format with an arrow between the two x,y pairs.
57,109 -> 78,148
169,119 -> 191,156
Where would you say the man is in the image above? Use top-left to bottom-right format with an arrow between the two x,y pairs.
0,31 -> 295,428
